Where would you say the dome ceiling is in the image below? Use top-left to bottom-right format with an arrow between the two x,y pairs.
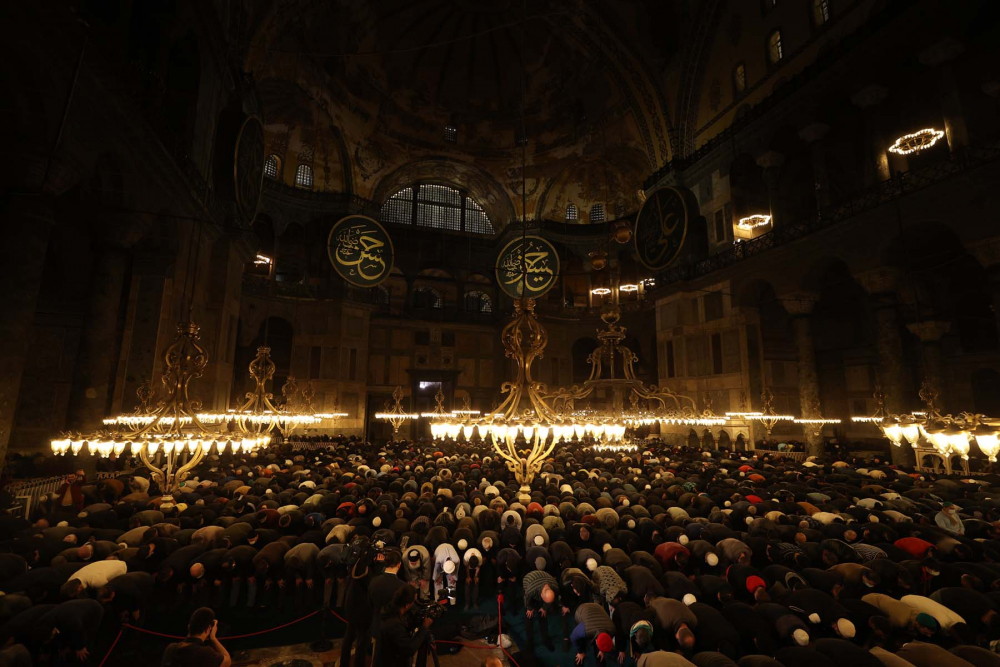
244,0 -> 692,227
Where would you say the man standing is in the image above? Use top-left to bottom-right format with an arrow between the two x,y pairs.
369,549 -> 405,658
163,607 -> 230,667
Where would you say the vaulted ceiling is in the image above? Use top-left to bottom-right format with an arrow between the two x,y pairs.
243,0 -> 713,227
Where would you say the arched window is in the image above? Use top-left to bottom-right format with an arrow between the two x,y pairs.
590,203 -> 605,223
767,30 -> 783,64
733,63 -> 747,94
464,291 -> 492,314
813,0 -> 830,25
413,287 -> 443,310
566,203 -> 578,221
379,184 -> 494,234
295,164 -> 314,190
264,154 -> 281,180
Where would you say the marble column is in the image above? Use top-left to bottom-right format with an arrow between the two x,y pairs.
783,293 -> 824,456
66,247 -> 130,431
856,268 -> 914,466
919,38 -> 968,151
850,84 -> 891,183
906,320 -> 951,412
755,150 -> 785,229
0,197 -> 54,464
110,250 -> 174,414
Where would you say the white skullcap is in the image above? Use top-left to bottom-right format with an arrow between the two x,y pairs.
372,516 -> 381,527
602,542 -> 612,552
808,613 -> 821,624
443,560 -> 456,574
706,553 -> 718,567
793,629 -> 809,646
745,516 -> 754,525
621,498 -> 630,506
869,515 -> 879,523
482,537 -> 493,550
57,521 -> 69,528
836,618 -> 855,638
534,535 -> 544,546
627,519 -> 636,529
725,501 -> 731,507
586,558 -> 598,572
682,594 -> 696,606
678,535 -> 689,545
458,539 -> 468,551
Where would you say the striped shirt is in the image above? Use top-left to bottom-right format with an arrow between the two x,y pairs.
851,543 -> 888,564
523,570 -> 558,608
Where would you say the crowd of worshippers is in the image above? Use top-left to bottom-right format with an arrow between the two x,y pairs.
2,438 -> 1000,667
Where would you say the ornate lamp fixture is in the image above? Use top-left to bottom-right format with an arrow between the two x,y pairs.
749,388 -> 795,440
52,322 -> 268,492
375,386 -> 418,439
887,129 -> 945,155
851,380 -> 1000,471
737,214 -> 772,231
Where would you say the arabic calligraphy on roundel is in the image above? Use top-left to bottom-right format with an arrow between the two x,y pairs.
335,225 -> 387,280
502,240 -> 554,294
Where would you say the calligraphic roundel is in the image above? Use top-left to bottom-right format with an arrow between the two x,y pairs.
327,215 -> 395,287
233,116 -> 265,228
495,235 -> 561,299
634,186 -> 690,271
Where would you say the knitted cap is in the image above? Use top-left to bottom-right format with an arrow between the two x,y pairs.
595,632 -> 615,653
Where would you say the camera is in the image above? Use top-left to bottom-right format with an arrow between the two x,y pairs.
410,596 -> 447,624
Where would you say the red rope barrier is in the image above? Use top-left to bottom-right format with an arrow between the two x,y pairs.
97,628 -> 123,667
114,605 -> 522,667
122,609 -> 320,641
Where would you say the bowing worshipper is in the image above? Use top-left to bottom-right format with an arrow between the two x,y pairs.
96,571 -> 155,621
902,593 -> 974,641
432,542 -> 460,604
636,651 -> 697,667
496,544 -> 521,612
58,558 -> 127,598
523,568 -> 561,650
895,640 -> 981,667
34,599 -> 104,664
570,602 -> 616,666
862,592 -> 941,638
611,599 -> 652,660
930,587 -> 1000,639
592,565 -> 629,608
461,546 -> 482,611
403,545 -> 433,602
645,594 -> 697,652
687,602 -> 740,659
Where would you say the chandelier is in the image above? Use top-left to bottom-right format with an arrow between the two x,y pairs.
228,346 -> 345,439
854,380 -> 1000,468
737,214 -> 772,231
51,322 -> 269,492
887,128 -> 945,156
375,386 -> 419,438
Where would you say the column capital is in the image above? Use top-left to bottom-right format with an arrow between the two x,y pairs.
906,320 -> 951,343
854,267 -> 901,296
850,84 -> 889,109
780,292 -> 819,316
798,122 -> 830,144
918,37 -> 964,66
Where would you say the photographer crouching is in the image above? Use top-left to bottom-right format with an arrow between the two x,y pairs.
372,584 -> 435,667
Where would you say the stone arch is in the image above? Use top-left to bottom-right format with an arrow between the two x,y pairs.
718,430 -> 732,450
735,433 -> 747,451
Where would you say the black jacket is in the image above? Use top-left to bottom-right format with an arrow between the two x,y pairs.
373,613 -> 427,667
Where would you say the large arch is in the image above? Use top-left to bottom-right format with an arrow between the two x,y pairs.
372,159 -> 515,229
